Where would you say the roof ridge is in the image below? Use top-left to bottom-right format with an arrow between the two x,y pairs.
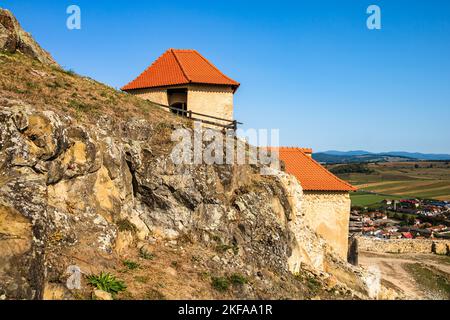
122,48 -> 240,91
172,49 -> 196,52
192,50 -> 240,86
122,49 -> 174,90
170,49 -> 190,83
273,147 -> 313,152
298,150 -> 356,190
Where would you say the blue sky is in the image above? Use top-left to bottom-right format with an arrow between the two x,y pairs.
2,0 -> 450,153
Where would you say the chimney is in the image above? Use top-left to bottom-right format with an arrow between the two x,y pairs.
301,148 -> 313,157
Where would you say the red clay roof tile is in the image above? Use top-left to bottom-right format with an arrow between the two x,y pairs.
122,49 -> 240,91
272,147 -> 357,192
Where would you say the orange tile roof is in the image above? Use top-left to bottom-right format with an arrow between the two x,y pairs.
271,147 -> 357,192
122,49 -> 240,92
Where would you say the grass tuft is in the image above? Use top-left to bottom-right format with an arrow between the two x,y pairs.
229,273 -> 248,285
139,247 -> 155,260
211,277 -> 230,292
123,260 -> 141,270
87,272 -> 126,295
116,219 -> 138,233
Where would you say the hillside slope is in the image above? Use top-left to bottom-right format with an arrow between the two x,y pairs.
0,9 -> 396,300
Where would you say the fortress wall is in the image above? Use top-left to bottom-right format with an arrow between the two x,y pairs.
357,236 -> 450,255
301,191 -> 351,259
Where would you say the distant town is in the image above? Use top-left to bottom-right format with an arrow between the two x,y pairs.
350,198 -> 450,240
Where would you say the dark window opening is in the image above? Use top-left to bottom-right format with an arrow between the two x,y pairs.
167,88 -> 188,117
171,102 -> 188,117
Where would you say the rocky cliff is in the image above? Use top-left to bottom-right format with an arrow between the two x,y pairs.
0,9 -> 397,300
0,8 -> 57,66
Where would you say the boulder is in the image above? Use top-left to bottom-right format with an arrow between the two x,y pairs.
93,289 -> 113,301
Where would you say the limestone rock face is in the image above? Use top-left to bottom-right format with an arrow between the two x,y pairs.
93,289 -> 113,300
0,100 -> 390,300
0,9 -> 396,300
0,8 -> 58,66
0,101 -> 299,299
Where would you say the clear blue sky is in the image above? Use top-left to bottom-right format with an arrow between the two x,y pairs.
3,0 -> 450,153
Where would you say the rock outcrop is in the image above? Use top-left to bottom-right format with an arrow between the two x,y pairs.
0,10 -> 398,300
0,99 -> 392,300
0,8 -> 58,66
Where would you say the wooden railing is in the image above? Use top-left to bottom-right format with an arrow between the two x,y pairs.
152,102 -> 242,131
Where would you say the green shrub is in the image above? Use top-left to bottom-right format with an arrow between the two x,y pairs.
87,272 -> 126,294
139,247 -> 155,260
211,277 -> 230,292
68,99 -> 97,114
63,68 -> 76,76
330,163 -> 374,175
123,260 -> 140,270
229,273 -> 248,285
117,219 -> 137,233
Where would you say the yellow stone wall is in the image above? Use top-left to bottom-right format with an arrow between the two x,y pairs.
128,88 -> 169,106
357,236 -> 450,255
127,84 -> 235,125
187,84 -> 234,123
301,191 -> 351,259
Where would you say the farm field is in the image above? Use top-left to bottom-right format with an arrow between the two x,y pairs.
327,161 -> 450,206
350,191 -> 403,207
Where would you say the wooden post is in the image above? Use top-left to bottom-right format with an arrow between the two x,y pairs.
347,236 -> 359,266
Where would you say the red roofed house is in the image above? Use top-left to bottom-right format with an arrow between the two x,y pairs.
122,49 -> 239,124
275,147 -> 357,258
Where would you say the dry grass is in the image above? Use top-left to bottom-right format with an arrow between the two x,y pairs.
0,52 -> 190,129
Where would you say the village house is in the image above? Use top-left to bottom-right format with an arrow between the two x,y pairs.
122,49 -> 240,127
274,147 -> 357,258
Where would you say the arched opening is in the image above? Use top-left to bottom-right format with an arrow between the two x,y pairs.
167,88 -> 188,117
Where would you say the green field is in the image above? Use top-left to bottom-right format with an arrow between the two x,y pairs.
351,191 -> 403,207
327,161 -> 450,206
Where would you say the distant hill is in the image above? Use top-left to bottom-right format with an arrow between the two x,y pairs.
382,151 -> 450,161
313,150 -> 450,164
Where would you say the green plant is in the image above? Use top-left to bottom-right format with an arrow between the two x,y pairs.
26,81 -> 37,90
123,260 -> 140,270
139,247 -> 155,260
295,272 -> 322,295
63,68 -> 76,76
211,277 -> 230,292
116,219 -> 137,233
229,273 -> 248,285
87,272 -> 126,295
68,99 -> 98,114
